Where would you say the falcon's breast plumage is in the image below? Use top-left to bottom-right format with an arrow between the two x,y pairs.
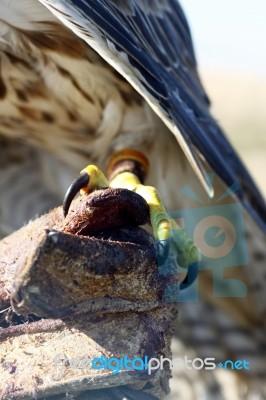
0,1 -> 266,398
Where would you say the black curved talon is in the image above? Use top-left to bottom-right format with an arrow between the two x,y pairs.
156,238 -> 171,266
179,261 -> 200,291
63,172 -> 90,217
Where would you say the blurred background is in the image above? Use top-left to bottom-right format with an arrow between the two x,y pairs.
180,0 -> 266,197
167,2 -> 266,399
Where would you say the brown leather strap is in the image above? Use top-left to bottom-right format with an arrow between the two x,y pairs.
107,149 -> 149,183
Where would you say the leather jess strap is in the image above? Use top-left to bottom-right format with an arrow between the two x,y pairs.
107,149 -> 149,183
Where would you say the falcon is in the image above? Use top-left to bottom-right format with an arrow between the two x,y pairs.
1,0 -> 266,398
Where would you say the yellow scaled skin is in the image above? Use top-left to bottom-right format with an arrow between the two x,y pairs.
110,171 -> 171,242
80,165 -> 200,269
80,165 -> 109,193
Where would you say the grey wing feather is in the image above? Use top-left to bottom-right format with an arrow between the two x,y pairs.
38,0 -> 266,232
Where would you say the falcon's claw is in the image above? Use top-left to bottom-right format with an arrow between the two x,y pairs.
179,261 -> 200,290
63,165 -> 109,217
63,172 -> 89,217
156,238 -> 171,266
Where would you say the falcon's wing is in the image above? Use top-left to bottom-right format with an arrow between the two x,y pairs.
39,0 -> 266,232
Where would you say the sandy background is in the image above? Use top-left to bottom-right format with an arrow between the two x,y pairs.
201,68 -> 266,197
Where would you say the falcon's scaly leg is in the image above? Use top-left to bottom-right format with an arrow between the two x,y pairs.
109,171 -> 171,242
63,150 -> 200,287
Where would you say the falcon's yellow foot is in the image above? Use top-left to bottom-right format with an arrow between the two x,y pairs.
63,164 -> 169,241
109,171 -> 171,243
63,154 -> 200,290
110,171 -> 200,274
